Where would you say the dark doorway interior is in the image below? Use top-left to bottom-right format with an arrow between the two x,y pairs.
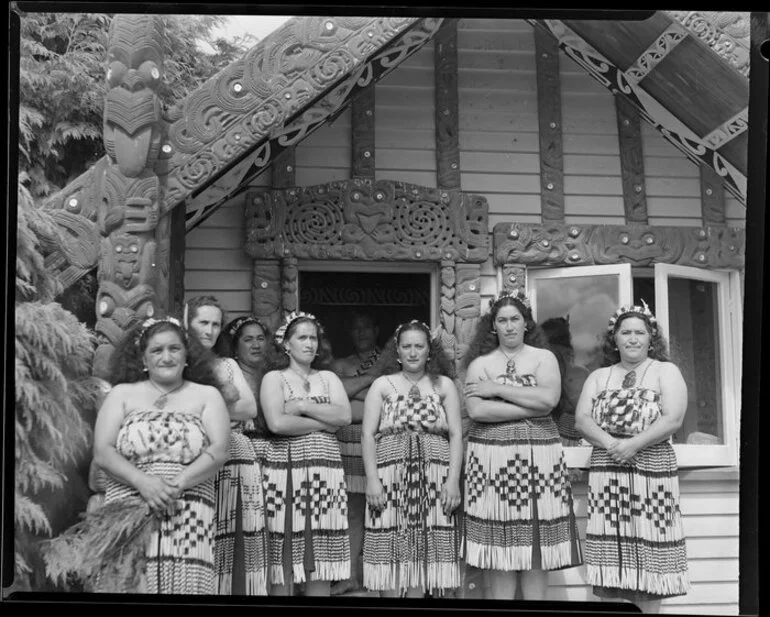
298,270 -> 432,358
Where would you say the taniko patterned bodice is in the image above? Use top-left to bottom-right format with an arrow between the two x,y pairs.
116,409 -> 209,466
280,371 -> 331,406
591,363 -> 662,436
377,377 -> 449,437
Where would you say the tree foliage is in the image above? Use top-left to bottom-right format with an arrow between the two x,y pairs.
13,185 -> 102,590
17,11 -> 256,200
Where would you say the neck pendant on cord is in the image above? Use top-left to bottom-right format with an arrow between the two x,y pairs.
403,373 -> 422,400
501,347 -> 523,379
151,381 -> 185,410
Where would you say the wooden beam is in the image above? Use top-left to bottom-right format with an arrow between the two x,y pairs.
615,95 -> 649,224
351,85 -> 375,179
531,18 -> 747,205
700,166 -> 727,227
434,19 -> 461,190
534,27 -> 565,224
272,147 -> 296,188
167,201 -> 186,316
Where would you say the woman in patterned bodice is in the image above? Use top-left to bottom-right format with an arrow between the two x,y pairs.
260,312 -> 352,597
185,296 -> 267,596
575,302 -> 689,612
462,291 -> 582,600
361,320 -> 463,597
45,317 -> 230,594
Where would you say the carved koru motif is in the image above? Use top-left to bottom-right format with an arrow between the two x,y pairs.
494,223 -> 745,269
40,211 -> 101,290
252,261 -> 282,334
501,265 -> 527,294
454,263 -> 482,368
244,179 -> 488,262
163,17 -> 419,213
281,258 -> 299,320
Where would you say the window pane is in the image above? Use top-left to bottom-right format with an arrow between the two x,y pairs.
666,277 -> 723,445
534,274 -> 621,372
534,274 -> 621,446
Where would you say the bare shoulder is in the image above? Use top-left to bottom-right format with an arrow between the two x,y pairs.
187,381 -> 221,398
656,360 -> 684,378
532,345 -> 557,362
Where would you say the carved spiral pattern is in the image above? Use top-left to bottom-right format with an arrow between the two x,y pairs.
284,201 -> 343,245
394,200 -> 449,247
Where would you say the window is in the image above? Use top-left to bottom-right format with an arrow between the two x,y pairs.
525,263 -> 741,468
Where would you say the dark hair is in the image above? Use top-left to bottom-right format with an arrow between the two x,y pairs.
600,311 -> 670,366
265,316 -> 333,371
348,310 -> 378,330
375,320 -> 455,381
184,295 -> 227,355
541,316 -> 573,350
540,316 -> 575,419
108,319 -> 219,388
463,295 -> 549,369
220,316 -> 271,360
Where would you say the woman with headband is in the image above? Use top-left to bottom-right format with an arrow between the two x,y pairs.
259,311 -> 352,597
361,320 -> 463,597
575,301 -> 689,611
184,296 -> 267,595
44,317 -> 230,594
462,291 -> 582,600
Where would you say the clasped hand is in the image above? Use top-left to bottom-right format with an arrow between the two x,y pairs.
605,437 -> 640,465
137,473 -> 183,514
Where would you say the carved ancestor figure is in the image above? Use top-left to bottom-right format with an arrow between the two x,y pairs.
93,14 -> 168,378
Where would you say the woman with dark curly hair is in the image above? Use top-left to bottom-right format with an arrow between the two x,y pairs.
44,317 -> 230,594
361,320 -> 463,597
462,291 -> 582,600
575,302 -> 689,612
259,312 -> 352,597
184,296 -> 267,596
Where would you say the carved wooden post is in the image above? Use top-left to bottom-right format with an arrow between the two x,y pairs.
93,15 -> 167,379
615,95 -> 649,224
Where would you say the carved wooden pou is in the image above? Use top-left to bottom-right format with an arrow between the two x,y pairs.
93,15 -> 167,379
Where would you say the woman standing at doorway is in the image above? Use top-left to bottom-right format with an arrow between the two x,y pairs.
361,320 -> 463,597
260,311 -> 352,597
575,302 -> 689,612
462,291 -> 582,600
185,296 -> 267,595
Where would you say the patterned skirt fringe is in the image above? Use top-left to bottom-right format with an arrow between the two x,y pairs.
214,431 -> 268,595
585,441 -> 689,600
464,417 -> 582,572
363,431 -> 461,595
337,423 -> 366,494
262,432 -> 350,585
139,462 -> 217,595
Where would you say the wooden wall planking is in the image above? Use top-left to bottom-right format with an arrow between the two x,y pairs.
181,19 -> 743,614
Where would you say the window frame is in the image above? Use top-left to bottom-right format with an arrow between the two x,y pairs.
654,263 -> 742,467
523,262 -> 742,469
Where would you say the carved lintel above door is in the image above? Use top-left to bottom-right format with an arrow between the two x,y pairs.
244,179 -> 489,263
245,178 -> 490,370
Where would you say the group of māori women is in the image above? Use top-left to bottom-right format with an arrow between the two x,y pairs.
44,290 -> 690,611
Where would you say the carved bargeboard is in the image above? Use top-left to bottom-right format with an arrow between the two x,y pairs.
494,222 -> 745,293
244,178 -> 489,367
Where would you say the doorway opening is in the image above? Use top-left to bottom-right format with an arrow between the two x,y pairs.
298,266 -> 434,358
